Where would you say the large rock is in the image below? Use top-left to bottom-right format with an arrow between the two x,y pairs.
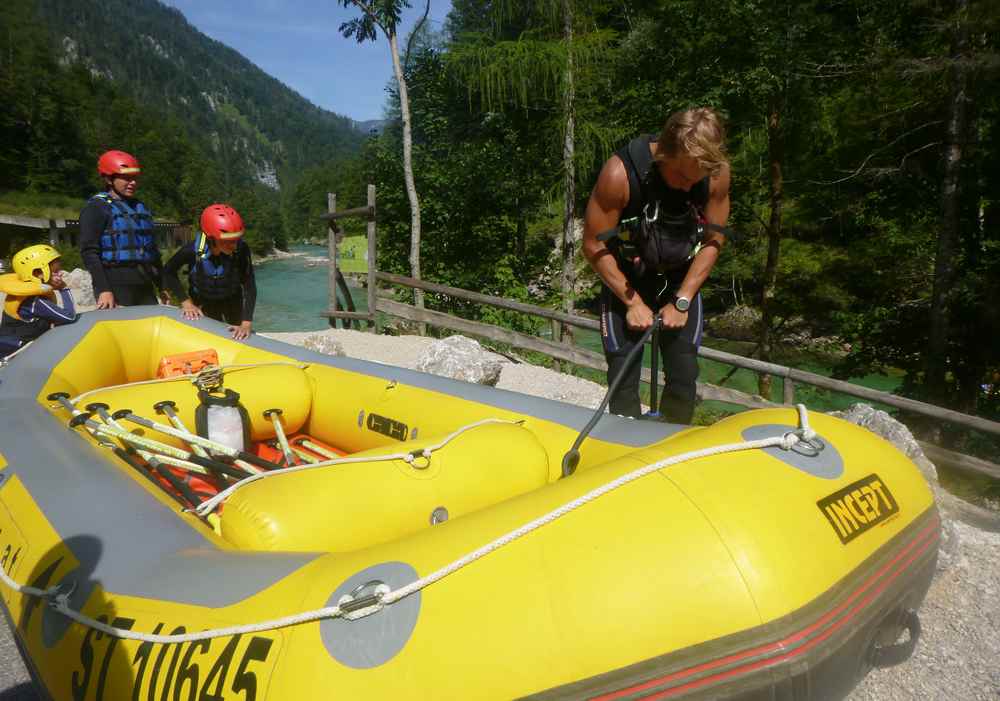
302,333 -> 345,357
64,268 -> 96,308
828,403 -> 937,483
415,335 -> 504,386
825,403 -> 1000,569
706,304 -> 760,341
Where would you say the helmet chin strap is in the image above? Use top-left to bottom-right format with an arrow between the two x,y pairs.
107,179 -> 128,199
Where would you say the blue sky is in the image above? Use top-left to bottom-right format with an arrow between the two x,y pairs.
162,1 -> 453,122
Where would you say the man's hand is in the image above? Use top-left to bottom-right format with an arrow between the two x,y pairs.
229,320 -> 252,341
625,299 -> 655,331
96,291 -> 117,310
660,304 -> 688,330
180,299 -> 203,320
49,272 -> 67,291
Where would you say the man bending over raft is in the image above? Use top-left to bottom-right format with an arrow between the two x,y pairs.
582,107 -> 732,423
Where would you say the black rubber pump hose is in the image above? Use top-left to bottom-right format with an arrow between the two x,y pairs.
560,318 -> 662,478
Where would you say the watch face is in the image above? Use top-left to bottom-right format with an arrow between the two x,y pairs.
674,296 -> 690,312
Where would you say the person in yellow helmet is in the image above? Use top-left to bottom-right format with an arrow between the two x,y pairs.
0,244 -> 78,358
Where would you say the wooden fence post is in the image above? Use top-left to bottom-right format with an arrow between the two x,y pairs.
783,377 -> 795,405
367,184 -> 378,333
327,193 -> 339,328
551,319 -> 562,373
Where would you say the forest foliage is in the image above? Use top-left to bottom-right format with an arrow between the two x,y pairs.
1,0 -> 365,255
354,0 -> 1000,452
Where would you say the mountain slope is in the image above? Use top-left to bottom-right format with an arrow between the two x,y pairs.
36,0 -> 365,191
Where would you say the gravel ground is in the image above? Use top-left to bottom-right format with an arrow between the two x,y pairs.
848,521 -> 1000,701
1,328 -> 997,700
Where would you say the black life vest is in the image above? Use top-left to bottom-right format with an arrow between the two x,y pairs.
189,238 -> 245,301
92,192 -> 158,264
604,135 -> 713,278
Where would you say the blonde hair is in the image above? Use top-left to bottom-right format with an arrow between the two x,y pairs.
656,108 -> 728,176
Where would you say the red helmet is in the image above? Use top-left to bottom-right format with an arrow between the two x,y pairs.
97,150 -> 141,177
200,204 -> 245,240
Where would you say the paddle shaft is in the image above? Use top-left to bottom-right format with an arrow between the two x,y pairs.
117,411 -> 278,471
79,418 -> 251,480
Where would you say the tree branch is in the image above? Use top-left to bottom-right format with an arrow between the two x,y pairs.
350,0 -> 387,36
809,121 -> 944,185
404,0 -> 431,73
899,141 -> 943,170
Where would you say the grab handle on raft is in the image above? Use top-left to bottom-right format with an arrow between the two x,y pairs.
868,610 -> 922,669
560,318 -> 662,478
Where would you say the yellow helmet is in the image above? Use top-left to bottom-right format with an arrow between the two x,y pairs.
12,244 -> 61,283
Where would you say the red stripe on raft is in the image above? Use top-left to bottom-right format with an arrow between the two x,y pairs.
593,515 -> 940,701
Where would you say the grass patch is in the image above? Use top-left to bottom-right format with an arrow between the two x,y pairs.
0,191 -> 83,220
337,236 -> 368,274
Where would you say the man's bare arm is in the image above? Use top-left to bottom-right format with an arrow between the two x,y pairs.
674,164 -> 732,303
582,156 -> 635,307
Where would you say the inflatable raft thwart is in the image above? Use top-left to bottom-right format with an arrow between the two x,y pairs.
0,308 -> 938,701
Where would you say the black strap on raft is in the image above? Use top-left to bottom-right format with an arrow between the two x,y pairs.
647,324 -> 660,419
561,317 -> 662,478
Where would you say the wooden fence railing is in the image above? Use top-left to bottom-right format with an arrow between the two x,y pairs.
320,189 -> 1000,482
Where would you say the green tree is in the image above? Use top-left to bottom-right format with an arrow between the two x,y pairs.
340,0 -> 428,327
447,0 -> 623,336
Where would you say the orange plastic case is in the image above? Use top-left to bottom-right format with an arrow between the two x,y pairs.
156,348 -> 219,378
254,434 -> 346,467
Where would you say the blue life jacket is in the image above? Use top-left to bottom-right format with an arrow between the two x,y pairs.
189,234 -> 243,301
91,192 -> 157,264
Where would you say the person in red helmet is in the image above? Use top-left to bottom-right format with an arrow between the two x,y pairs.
163,204 -> 257,340
79,150 -> 167,308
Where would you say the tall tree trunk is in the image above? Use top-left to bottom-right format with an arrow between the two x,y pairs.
388,30 -> 425,334
759,98 -> 784,400
516,203 -> 527,259
926,0 -> 968,413
560,0 -> 576,349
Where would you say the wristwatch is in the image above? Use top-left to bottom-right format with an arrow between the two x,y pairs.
673,295 -> 691,312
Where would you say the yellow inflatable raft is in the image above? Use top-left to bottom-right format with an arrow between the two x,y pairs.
0,308 -> 939,700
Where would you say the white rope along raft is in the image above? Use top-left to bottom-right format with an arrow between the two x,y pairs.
193,418 -> 524,517
0,406 -> 818,645
68,361 -> 311,407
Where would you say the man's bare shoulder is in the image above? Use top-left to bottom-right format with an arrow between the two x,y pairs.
594,154 -> 630,210
710,162 -> 732,198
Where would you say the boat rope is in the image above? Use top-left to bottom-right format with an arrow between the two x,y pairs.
0,339 -> 35,367
192,418 -> 524,517
0,406 -> 818,644
68,361 -> 310,405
